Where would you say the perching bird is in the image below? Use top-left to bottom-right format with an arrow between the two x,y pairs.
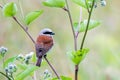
35,28 -> 55,67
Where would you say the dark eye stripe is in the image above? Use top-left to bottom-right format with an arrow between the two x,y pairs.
43,32 -> 52,34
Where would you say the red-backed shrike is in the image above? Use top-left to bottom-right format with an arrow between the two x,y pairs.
35,28 -> 55,67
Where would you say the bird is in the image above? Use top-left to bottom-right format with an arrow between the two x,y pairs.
35,28 -> 55,67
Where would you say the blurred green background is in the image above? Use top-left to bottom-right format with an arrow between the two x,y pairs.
0,0 -> 120,80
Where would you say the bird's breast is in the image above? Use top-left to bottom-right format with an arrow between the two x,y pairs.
36,35 -> 53,51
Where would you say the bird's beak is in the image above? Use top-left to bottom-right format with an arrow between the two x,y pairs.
51,32 -> 55,35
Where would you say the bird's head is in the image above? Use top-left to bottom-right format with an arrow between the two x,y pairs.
39,28 -> 55,36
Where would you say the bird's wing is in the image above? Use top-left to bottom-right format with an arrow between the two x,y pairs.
35,42 -> 45,57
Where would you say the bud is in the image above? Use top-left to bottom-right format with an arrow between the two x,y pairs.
5,67 -> 9,72
0,46 -> 8,57
94,2 -> 97,8
24,59 -> 29,64
25,52 -> 34,60
16,54 -> 24,61
101,0 -> 106,6
43,69 -> 52,80
44,69 -> 49,75
5,63 -> 17,73
24,52 -> 34,64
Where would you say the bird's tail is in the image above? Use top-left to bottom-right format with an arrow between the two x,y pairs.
36,57 -> 42,67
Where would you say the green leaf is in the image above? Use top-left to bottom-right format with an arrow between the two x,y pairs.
74,20 -> 100,32
0,55 -> 2,59
2,2 -> 17,17
25,10 -> 43,25
31,52 -> 37,63
71,0 -> 86,8
17,64 -> 36,76
43,0 -> 65,8
17,64 -> 28,70
67,48 -> 89,65
61,76 -> 72,80
15,65 -> 38,80
71,0 -> 96,8
52,76 -> 72,80
4,56 -> 16,68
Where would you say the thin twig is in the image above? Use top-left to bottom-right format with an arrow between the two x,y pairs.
80,0 -> 95,49
2,57 -> 5,68
0,5 -> 35,44
12,16 -> 35,44
44,56 -> 60,79
65,0 -> 77,50
0,72 -> 11,80
62,7 -> 68,11
64,0 -> 80,80
79,7 -> 82,25
85,0 -> 90,13
75,6 -> 83,80
18,0 -> 24,19
76,7 -> 83,38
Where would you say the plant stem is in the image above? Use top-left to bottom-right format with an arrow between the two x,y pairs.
2,57 -> 5,68
0,71 -> 11,80
76,7 -> 83,38
44,56 -> 60,79
18,0 -> 24,19
12,16 -> 35,44
65,0 -> 77,50
74,6 -> 83,80
64,0 -> 80,80
75,65 -> 78,80
85,0 -> 90,13
10,73 -> 14,80
80,0 -> 95,50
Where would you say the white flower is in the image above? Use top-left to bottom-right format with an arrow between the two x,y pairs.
5,63 -> 17,73
0,46 -> 8,56
25,52 -> 34,60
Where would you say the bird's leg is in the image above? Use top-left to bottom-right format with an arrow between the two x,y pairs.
44,54 -> 47,58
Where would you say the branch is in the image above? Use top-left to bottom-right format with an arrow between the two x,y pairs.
44,56 -> 60,79
65,0 -> 77,50
0,4 -> 35,44
80,0 -> 95,49
0,72 -> 11,80
12,16 -> 35,44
